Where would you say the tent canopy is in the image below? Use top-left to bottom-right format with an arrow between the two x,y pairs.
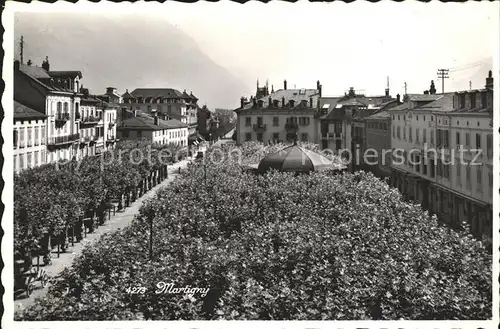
257,143 -> 346,174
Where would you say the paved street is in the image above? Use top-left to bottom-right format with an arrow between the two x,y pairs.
14,158 -> 192,312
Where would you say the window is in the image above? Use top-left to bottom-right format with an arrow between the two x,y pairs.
245,117 -> 251,126
456,132 -> 461,148
397,126 -> 401,139
423,158 -> 428,175
64,102 -> 69,115
415,128 -> 419,143
456,163 -> 461,184
481,92 -> 487,108
465,132 -> 470,147
257,133 -> 263,142
41,150 -> 46,164
409,128 -> 412,142
27,127 -> 33,147
14,155 -> 17,172
301,133 -> 308,141
430,159 -> 435,178
13,130 -> 18,148
41,126 -> 46,144
27,152 -> 32,168
245,132 -> 252,141
57,102 -> 62,117
34,126 -> 40,146
470,93 -> 476,108
423,128 -> 427,143
487,134 -> 493,158
335,122 -> 342,133
430,130 -> 434,145
466,164 -> 471,188
416,115 -> 418,121
477,166 -> 482,186
460,94 -> 465,108
273,117 -> 279,126
273,133 -> 279,141
34,150 -> 39,166
19,154 -> 24,170
392,126 -> 395,138
476,133 -> 481,149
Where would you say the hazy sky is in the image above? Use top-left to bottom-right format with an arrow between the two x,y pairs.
146,1 -> 498,97
8,1 -> 499,103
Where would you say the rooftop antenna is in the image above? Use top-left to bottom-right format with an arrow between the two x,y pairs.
469,81 -> 472,90
20,35 -> 24,64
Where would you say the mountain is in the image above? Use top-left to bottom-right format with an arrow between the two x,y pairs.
14,12 -> 252,109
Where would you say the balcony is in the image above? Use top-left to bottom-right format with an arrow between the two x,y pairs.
81,116 -> 101,126
253,123 -> 267,132
81,135 -> 96,143
75,111 -> 81,121
55,112 -> 70,126
285,122 -> 299,132
47,133 -> 80,146
108,122 -> 116,129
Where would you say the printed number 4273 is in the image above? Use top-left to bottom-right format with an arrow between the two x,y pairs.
126,287 -> 147,294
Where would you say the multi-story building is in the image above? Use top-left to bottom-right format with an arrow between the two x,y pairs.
234,80 -> 322,144
13,100 -> 48,173
79,94 -> 101,158
117,112 -> 188,146
121,88 -> 199,128
430,71 -> 494,239
364,95 -> 402,178
14,58 -> 82,163
388,73 -> 493,239
317,87 -> 396,171
103,102 -> 118,149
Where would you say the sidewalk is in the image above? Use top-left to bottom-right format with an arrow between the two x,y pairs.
14,158 -> 192,311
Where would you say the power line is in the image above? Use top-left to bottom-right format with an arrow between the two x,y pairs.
437,69 -> 449,93
448,59 -> 490,72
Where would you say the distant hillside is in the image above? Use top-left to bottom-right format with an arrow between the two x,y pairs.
14,12 -> 252,109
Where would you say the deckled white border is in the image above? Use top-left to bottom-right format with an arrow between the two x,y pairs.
2,1 -> 499,328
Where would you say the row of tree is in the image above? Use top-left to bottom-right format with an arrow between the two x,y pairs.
14,140 -> 187,261
16,142 -> 491,320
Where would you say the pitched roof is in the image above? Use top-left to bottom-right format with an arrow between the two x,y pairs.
130,88 -> 183,99
386,103 -> 409,112
119,116 -> 187,131
237,88 -> 320,112
182,90 -> 192,99
19,64 -> 51,78
48,70 -> 83,79
407,94 -> 442,102
122,90 -> 135,99
14,101 -> 47,120
415,93 -> 454,112
190,92 -> 198,101
366,110 -> 391,119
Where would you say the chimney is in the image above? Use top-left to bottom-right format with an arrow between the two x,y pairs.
27,59 -> 32,66
14,60 -> 20,70
240,97 -> 245,108
424,90 -> 429,95
42,56 -> 50,71
268,96 -> 272,107
429,80 -> 436,95
309,97 -> 313,108
385,88 -> 389,97
284,80 -> 287,90
289,100 -> 295,108
282,96 -> 285,107
252,97 -> 257,107
486,70 -> 493,89
396,94 -> 400,103
154,114 -> 159,126
318,84 -> 322,97
317,80 -> 320,90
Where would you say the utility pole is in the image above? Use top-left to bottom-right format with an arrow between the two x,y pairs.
20,35 -> 24,64
437,69 -> 449,94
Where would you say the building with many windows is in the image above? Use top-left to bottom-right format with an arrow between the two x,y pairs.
235,80 -> 321,144
117,112 -> 188,146
388,73 -> 493,240
13,101 -> 47,173
14,59 -> 82,163
431,71 -> 494,239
